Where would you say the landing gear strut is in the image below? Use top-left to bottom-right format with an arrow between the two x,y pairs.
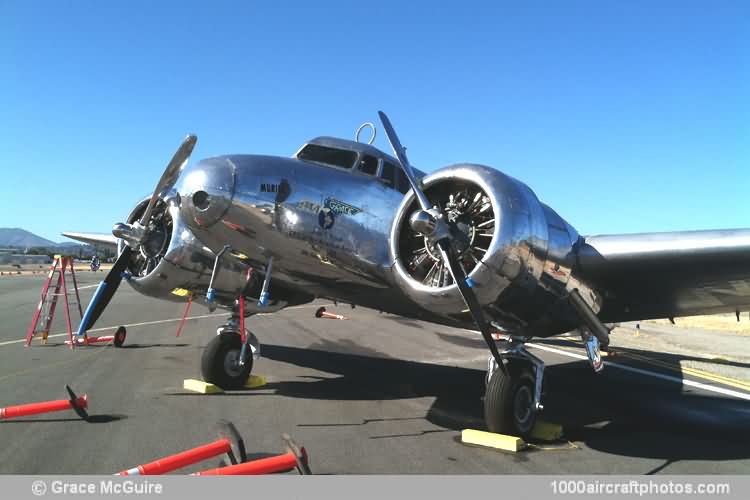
483,338 -> 545,438
201,252 -> 266,389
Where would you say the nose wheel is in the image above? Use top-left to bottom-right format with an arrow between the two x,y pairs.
201,333 -> 253,389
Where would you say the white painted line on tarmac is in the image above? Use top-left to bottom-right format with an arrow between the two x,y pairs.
460,328 -> 750,401
0,313 -> 221,347
76,284 -> 100,290
0,303 -> 319,347
527,341 -> 750,402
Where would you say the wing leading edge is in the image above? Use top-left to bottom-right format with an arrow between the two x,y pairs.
577,229 -> 750,322
62,232 -> 118,249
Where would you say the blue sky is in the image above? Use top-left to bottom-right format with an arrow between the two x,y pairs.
1,1 -> 747,242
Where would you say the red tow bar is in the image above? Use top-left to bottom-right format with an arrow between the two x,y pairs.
0,385 -> 88,421
315,306 -> 349,320
194,449 -> 303,475
117,438 -> 233,475
116,426 -> 311,476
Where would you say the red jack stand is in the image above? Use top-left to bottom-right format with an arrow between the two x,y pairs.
65,326 -> 126,348
175,295 -> 193,338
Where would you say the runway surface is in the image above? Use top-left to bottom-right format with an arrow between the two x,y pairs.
1,272 -> 749,474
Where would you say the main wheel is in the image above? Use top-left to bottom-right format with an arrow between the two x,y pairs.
201,333 -> 253,389
484,363 -> 537,438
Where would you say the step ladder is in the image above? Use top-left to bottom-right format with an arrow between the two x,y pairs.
25,255 -> 83,349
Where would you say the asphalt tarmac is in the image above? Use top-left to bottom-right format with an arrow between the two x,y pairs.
1,272 -> 749,474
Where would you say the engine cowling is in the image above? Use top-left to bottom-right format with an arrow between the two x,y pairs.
120,192 -> 300,312
389,164 -> 583,325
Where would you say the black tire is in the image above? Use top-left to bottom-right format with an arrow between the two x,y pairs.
201,333 -> 253,389
113,326 -> 126,347
484,363 -> 537,438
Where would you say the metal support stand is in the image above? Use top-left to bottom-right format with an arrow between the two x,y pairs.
258,256 -> 273,307
206,245 -> 231,311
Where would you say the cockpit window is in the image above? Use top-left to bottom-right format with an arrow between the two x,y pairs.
380,161 -> 396,188
358,155 -> 379,175
395,169 -> 411,194
297,144 -> 357,169
381,161 -> 415,194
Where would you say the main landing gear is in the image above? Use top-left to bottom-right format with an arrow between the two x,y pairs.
201,313 -> 260,389
483,290 -> 612,437
483,329 -> 606,438
483,338 -> 545,438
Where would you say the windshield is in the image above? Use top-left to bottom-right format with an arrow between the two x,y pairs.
297,144 -> 357,169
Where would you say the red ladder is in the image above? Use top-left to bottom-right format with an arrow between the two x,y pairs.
25,255 -> 83,349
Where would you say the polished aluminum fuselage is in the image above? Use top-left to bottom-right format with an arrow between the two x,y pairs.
179,153 -> 417,313
112,136 -> 750,338
174,138 -> 586,336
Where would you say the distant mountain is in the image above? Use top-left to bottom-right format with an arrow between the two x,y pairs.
0,228 -> 58,248
0,228 -> 93,249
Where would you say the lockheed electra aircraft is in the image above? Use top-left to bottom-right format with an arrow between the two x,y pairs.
63,112 -> 750,437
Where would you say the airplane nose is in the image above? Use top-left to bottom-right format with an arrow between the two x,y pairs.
176,157 -> 236,228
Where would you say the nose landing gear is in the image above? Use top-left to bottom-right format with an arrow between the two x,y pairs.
201,332 -> 253,389
201,256 -> 267,389
201,315 -> 261,389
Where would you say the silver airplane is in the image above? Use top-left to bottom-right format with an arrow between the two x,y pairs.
63,112 -> 750,438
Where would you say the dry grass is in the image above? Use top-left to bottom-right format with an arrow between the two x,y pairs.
646,313 -> 750,334
0,263 -> 113,276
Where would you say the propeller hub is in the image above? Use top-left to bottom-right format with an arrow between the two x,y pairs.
112,222 -> 145,248
409,210 -> 437,236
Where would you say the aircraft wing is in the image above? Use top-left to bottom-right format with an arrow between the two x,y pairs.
576,228 -> 750,322
61,231 -> 119,249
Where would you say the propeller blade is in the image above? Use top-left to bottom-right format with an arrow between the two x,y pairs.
436,240 -> 506,370
378,110 -> 506,372
139,134 -> 197,227
76,246 -> 132,335
377,111 -> 431,212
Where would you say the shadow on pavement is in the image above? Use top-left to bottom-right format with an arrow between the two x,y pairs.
258,343 -> 750,464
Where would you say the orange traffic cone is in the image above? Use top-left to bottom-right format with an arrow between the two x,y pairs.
314,307 -> 349,320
